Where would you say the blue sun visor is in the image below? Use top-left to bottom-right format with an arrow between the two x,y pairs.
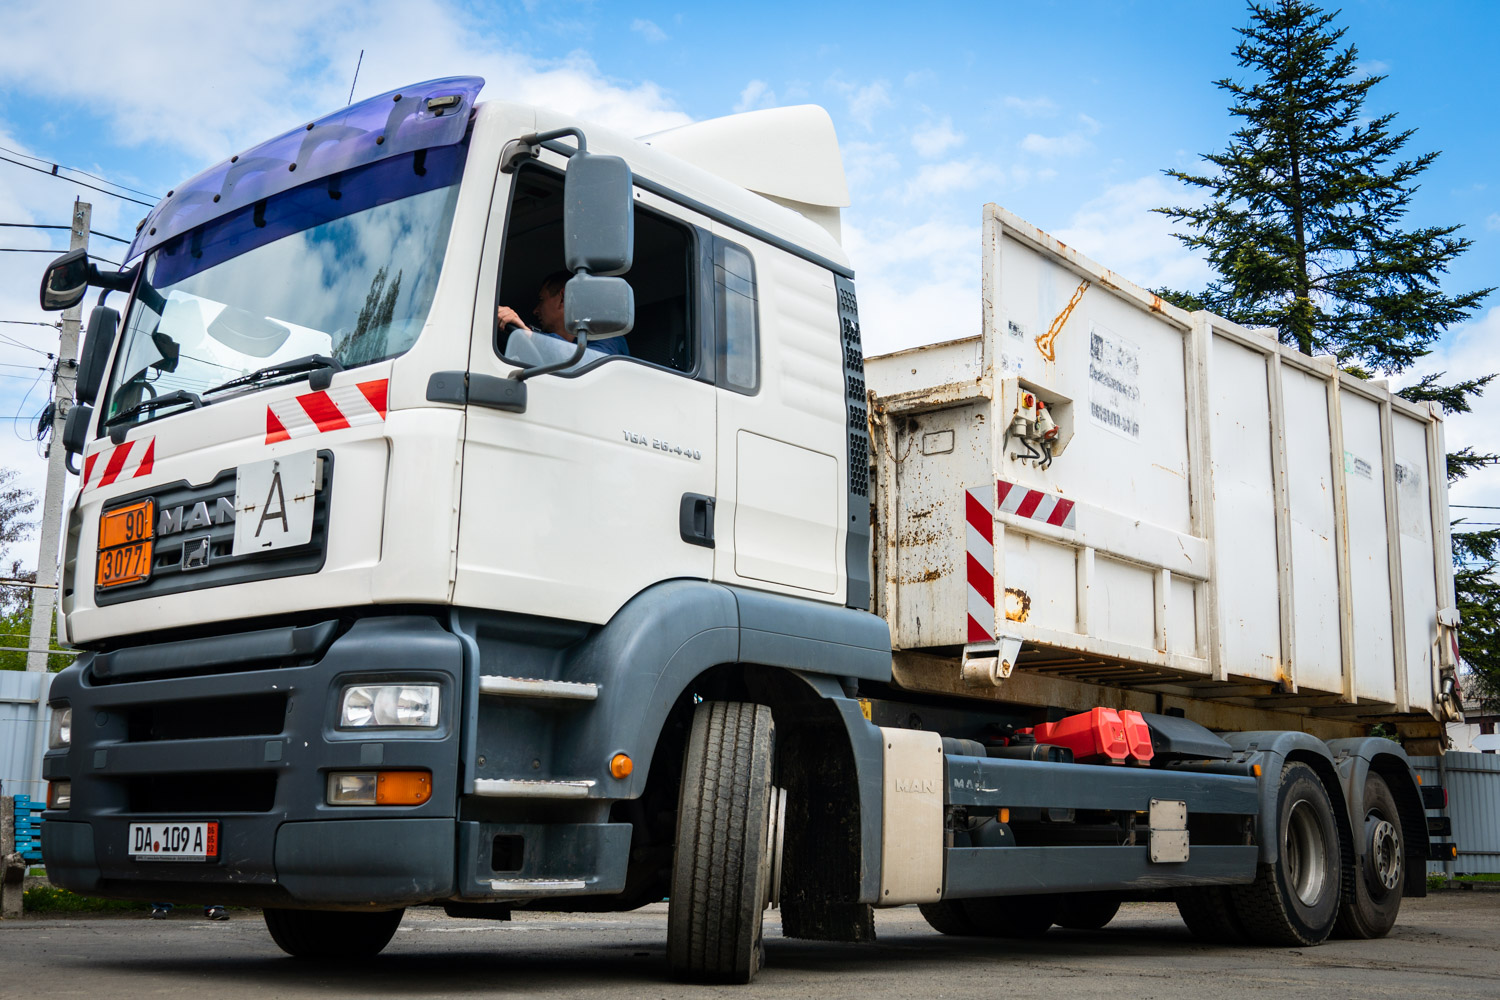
125,76 -> 484,262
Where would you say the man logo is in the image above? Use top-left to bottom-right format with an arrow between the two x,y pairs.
894,778 -> 938,794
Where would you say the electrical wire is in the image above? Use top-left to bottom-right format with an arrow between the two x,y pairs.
1452,504 -> 1500,510
0,154 -> 155,208
0,320 -> 59,328
0,222 -> 131,244
0,246 -> 121,266
0,142 -> 161,199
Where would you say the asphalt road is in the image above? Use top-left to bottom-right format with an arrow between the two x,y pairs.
2,892 -> 1497,998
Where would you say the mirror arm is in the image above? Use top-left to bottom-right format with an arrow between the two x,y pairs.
510,329 -> 590,383
500,126 -> 589,173
87,262 -> 137,293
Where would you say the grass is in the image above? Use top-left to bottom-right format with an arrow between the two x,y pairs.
21,884 -> 150,913
1427,872 -> 1500,889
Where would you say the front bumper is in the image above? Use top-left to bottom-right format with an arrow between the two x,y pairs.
41,615 -> 465,907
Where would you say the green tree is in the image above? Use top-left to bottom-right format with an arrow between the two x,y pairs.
1157,1 -> 1499,709
1156,0 -> 1491,366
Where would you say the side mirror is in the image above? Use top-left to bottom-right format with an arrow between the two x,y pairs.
62,403 -> 93,474
563,151 -> 633,276
76,306 -> 119,405
564,273 -> 634,340
40,249 -> 90,311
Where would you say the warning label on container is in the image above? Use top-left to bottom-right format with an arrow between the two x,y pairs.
1344,451 -> 1373,481
1000,319 -> 1028,375
1088,323 -> 1141,440
1394,460 -> 1429,540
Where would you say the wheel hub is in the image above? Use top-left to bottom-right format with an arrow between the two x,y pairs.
1285,799 -> 1330,907
1369,817 -> 1401,891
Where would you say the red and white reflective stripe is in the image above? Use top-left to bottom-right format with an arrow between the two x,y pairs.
966,484 -> 996,644
265,379 -> 388,444
81,437 -> 155,493
996,478 -> 1076,530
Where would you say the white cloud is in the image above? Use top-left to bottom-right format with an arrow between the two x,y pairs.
1003,95 -> 1057,117
1052,174 -> 1212,293
630,18 -> 668,43
1486,213 -> 1500,231
734,80 -> 776,113
902,157 -> 1004,202
831,79 -> 892,130
1407,306 -> 1500,509
911,117 -> 964,157
841,215 -> 981,356
0,1 -> 693,161
1020,131 -> 1091,157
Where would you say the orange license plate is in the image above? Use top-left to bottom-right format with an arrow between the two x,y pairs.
97,499 -> 155,589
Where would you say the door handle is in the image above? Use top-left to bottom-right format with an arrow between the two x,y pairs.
680,494 -> 716,548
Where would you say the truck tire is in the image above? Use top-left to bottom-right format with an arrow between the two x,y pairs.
262,907 -> 404,959
1054,893 -> 1121,930
1333,773 -> 1404,939
917,901 -> 974,936
1231,761 -> 1341,946
956,895 -> 1057,937
667,701 -> 776,983
1174,886 -> 1245,943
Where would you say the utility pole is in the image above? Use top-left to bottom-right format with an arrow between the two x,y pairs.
26,199 -> 88,672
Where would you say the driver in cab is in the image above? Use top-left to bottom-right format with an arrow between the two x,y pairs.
496,270 -> 629,358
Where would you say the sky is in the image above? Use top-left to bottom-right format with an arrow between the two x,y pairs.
0,0 -> 1496,572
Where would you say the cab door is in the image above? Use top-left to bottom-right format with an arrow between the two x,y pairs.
452,167 -> 717,625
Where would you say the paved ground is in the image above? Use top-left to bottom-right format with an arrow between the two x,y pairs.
2,893 -> 1497,998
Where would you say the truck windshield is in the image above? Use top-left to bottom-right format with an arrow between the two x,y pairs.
102,143 -> 465,429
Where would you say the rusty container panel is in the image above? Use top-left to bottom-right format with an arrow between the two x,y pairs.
866,203 -> 1460,729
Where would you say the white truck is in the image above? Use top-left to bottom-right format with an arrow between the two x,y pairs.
35,77 -> 1456,982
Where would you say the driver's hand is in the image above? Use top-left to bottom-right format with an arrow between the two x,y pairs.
496,306 -> 528,331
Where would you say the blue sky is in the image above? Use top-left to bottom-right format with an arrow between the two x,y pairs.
0,0 -> 1497,563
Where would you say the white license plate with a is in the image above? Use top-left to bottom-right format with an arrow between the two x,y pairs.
128,821 -> 219,861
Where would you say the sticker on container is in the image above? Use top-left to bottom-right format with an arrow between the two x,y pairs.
1394,461 -> 1429,540
233,451 -> 318,556
1344,451 -> 1374,481
1000,319 -> 1028,375
1087,323 -> 1141,440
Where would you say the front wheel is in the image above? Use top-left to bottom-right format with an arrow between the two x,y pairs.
667,701 -> 776,983
1334,773 -> 1405,938
1231,761 -> 1341,946
262,907 -> 404,959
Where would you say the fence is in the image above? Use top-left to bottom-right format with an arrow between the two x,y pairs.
1410,751 -> 1500,875
0,671 -> 55,806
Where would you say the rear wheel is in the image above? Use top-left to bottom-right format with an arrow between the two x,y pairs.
1174,886 -> 1245,944
1054,893 -> 1121,930
917,900 -> 974,936
262,907 -> 404,959
953,895 -> 1058,937
1231,761 -> 1341,946
1334,773 -> 1404,939
667,701 -> 776,983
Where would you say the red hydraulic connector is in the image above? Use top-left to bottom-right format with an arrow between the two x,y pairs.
1021,706 -> 1155,764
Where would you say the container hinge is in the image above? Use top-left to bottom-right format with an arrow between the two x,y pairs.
961,633 -> 1024,686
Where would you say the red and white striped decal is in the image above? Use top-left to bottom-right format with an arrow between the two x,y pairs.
81,437 -> 156,493
996,478 -> 1077,530
265,379 -> 388,444
966,484 -> 996,644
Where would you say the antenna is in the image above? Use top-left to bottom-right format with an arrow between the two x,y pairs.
347,49 -> 364,105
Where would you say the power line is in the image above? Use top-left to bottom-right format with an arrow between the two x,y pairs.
0,246 -> 121,267
0,143 -> 161,200
1452,504 -> 1500,510
0,154 -> 155,208
0,221 -> 130,244
0,320 -> 59,328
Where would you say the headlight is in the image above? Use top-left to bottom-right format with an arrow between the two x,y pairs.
48,706 -> 72,749
339,684 -> 440,728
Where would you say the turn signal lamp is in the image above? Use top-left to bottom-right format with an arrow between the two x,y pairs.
47,780 -> 71,810
610,753 -> 633,779
327,770 -> 432,806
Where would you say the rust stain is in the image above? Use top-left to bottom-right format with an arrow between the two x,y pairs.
1150,294 -> 1164,313
1035,279 -> 1089,362
901,568 -> 946,585
1004,587 -> 1031,622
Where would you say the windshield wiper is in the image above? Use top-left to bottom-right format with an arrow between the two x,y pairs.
203,354 -> 345,398
105,390 -> 203,442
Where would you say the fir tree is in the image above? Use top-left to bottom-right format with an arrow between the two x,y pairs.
1158,1 -> 1500,711
1156,0 -> 1491,367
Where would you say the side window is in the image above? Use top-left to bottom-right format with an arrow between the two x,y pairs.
714,239 -> 759,394
495,164 -> 697,376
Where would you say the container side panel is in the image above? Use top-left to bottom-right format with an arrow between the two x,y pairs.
1341,391 -> 1396,702
1208,334 -> 1282,680
1092,555 -> 1156,651
891,404 -> 990,648
996,235 -> 1192,537
1001,532 -> 1077,633
1168,576 -> 1199,656
1393,413 -> 1439,715
1280,365 -> 1343,693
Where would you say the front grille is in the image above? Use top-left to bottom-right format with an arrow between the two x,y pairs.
125,693 -> 287,742
95,451 -> 332,606
126,772 -> 278,813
